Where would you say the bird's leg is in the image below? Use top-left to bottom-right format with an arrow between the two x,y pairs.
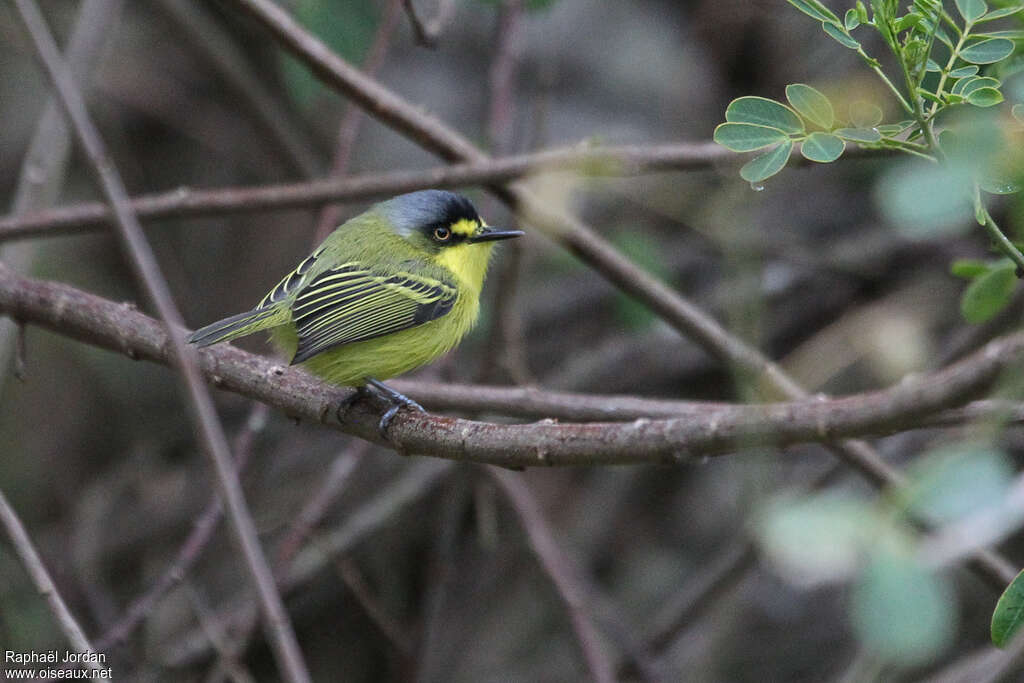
365,378 -> 424,438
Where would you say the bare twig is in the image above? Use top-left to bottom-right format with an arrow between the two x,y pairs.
11,3 -> 310,681
335,558 -> 414,657
162,459 -> 453,669
490,470 -> 615,683
153,0 -> 318,177
477,0 -> 533,386
275,442 -> 368,569
400,0 -> 434,47
412,476 -> 469,683
314,0 -> 404,242
0,490 -> 103,671
0,0 -> 122,399
0,142 -> 729,242
94,405 -> 270,651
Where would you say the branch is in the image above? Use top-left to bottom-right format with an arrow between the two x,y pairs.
11,3 -> 310,681
93,404 -> 269,652
0,490 -> 103,672
4,265 -> 1024,467
313,0 -> 404,242
490,470 -> 616,683
0,0 -> 123,400
0,142 -> 728,242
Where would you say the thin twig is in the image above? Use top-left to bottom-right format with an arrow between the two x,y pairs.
161,459 -> 453,669
490,470 -> 616,683
11,3 -> 310,681
153,0 -> 318,177
335,558 -> 414,657
274,442 -> 367,569
0,142 -> 731,242
94,404 -> 270,651
0,0 -> 123,400
400,0 -> 434,47
477,0 -> 533,386
0,490 -> 103,671
314,0 -> 404,242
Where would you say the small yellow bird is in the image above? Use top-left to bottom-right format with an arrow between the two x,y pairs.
188,190 -> 522,432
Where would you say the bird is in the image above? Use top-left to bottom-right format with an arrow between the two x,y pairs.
187,190 -> 523,433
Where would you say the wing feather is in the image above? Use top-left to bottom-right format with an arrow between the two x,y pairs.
290,263 -> 457,364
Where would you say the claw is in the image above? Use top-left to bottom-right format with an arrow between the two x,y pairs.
365,378 -> 424,439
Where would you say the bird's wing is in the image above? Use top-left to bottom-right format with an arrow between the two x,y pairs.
257,247 -> 325,309
289,261 -> 458,364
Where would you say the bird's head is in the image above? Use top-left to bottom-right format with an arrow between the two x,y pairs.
376,190 -> 523,285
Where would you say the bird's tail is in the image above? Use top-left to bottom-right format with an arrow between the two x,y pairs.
187,306 -> 285,348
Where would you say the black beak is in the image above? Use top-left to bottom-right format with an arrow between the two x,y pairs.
468,228 -> 524,244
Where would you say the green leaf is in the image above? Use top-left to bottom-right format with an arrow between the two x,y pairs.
967,87 -> 1005,107
950,259 -> 992,278
901,444 -> 1014,524
823,22 -> 861,48
962,263 -> 1017,322
725,96 -> 804,134
835,127 -> 883,142
952,76 -> 979,96
977,31 -> 1024,40
980,176 -> 1022,194
960,38 -> 1015,64
895,12 -> 925,33
845,8 -> 861,29
801,132 -> 846,161
877,121 -> 915,136
787,0 -> 841,24
876,162 -> 974,237
926,58 -> 942,72
917,88 -> 944,105
786,83 -> 835,129
977,6 -> 1022,22
850,101 -> 884,127
961,77 -> 1000,96
740,140 -> 794,183
949,65 -> 980,78
992,569 -> 1024,647
852,551 -> 955,666
713,123 -> 790,152
955,0 -> 988,23
756,493 -> 874,586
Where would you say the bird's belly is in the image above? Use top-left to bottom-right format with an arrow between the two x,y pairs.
271,292 -> 478,386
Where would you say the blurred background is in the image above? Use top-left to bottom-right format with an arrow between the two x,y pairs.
1,0 -> 1023,681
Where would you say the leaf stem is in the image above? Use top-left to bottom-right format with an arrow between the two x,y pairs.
975,187 -> 1024,276
858,45 -> 914,113
929,22 -> 972,117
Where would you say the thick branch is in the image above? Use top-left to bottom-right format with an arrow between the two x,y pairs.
3,265 -> 1023,468
0,142 -> 726,242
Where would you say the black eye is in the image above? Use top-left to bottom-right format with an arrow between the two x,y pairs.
433,226 -> 452,241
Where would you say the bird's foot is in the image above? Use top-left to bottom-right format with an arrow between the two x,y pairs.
365,378 -> 424,439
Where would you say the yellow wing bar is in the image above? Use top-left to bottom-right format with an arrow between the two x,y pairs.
258,247 -> 324,309
290,264 -> 458,364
